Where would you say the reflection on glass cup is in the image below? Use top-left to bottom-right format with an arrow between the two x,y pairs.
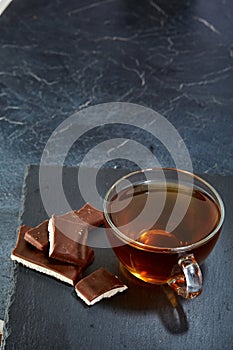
103,168 -> 225,299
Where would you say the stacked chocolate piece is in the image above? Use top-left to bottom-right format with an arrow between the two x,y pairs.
11,203 -> 127,305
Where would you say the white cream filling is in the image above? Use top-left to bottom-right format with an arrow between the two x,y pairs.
11,254 -> 74,285
75,285 -> 128,306
48,217 -> 54,256
0,0 -> 13,16
0,319 -> 4,334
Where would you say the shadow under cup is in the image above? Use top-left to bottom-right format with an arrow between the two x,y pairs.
103,168 -> 225,299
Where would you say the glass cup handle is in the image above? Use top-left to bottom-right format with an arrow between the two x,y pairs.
168,254 -> 203,299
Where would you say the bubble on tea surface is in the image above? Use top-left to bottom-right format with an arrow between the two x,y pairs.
137,229 -> 180,248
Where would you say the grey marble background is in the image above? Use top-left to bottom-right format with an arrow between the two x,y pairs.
0,0 -> 233,320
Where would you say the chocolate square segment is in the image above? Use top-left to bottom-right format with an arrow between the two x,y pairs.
75,268 -> 128,306
59,203 -> 104,229
48,215 -> 94,265
78,203 -> 104,228
11,226 -> 85,285
24,220 -> 49,251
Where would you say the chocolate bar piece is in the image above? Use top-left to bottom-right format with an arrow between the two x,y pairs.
11,225 -> 93,286
24,220 -> 49,251
77,203 -> 104,228
59,203 -> 104,229
58,210 -> 81,223
0,319 -> 3,346
75,268 -> 128,306
48,215 -> 93,265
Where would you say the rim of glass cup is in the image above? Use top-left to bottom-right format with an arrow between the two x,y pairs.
103,168 -> 225,253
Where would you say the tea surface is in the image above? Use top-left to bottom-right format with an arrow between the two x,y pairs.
109,182 -> 220,249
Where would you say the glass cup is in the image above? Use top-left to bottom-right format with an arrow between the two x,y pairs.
103,168 -> 225,299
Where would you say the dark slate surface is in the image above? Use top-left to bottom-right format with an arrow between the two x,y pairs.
0,0 -> 233,322
1,165 -> 233,350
